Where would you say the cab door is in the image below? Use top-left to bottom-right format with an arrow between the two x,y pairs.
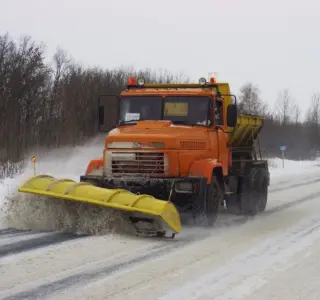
215,99 -> 229,176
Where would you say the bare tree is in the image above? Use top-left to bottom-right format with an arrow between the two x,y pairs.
303,93 -> 320,151
237,82 -> 267,115
306,93 -> 320,125
275,89 -> 296,125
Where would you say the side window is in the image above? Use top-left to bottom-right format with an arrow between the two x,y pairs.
215,100 -> 223,126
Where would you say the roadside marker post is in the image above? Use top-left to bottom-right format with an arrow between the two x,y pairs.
31,156 -> 36,175
280,146 -> 287,168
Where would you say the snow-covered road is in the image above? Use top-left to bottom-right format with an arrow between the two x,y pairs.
1,151 -> 320,299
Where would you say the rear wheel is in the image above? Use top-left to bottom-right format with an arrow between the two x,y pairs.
258,168 -> 268,212
226,193 -> 240,214
226,166 -> 269,215
194,175 -> 223,226
226,175 -> 240,214
239,166 -> 268,215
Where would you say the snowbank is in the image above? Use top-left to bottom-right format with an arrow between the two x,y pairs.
0,181 -> 8,228
0,136 -> 104,230
268,157 -> 320,181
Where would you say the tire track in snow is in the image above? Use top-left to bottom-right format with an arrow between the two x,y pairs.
0,228 -> 29,235
269,177 -> 320,193
0,237 -> 193,300
270,174 -> 318,186
0,232 -> 57,247
0,232 -> 86,258
159,216 -> 320,300
202,189 -> 320,236
0,229 -> 51,247
3,187 -> 320,300
212,182 -> 320,231
186,176 -> 320,232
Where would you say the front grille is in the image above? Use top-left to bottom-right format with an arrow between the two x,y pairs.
111,151 -> 166,177
180,140 -> 207,149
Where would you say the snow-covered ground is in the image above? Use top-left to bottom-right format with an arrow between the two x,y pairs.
1,143 -> 320,300
268,157 -> 320,180
0,136 -> 104,231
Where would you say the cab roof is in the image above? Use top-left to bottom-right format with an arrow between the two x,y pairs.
121,88 -> 219,97
121,83 -> 221,97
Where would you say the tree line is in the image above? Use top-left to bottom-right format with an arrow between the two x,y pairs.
238,83 -> 320,160
0,33 -> 319,177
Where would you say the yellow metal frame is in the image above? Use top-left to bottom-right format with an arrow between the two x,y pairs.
230,114 -> 264,147
18,175 -> 181,235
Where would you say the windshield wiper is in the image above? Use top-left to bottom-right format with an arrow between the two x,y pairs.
118,119 -> 138,125
171,120 -> 189,124
171,120 -> 208,127
118,118 -> 150,125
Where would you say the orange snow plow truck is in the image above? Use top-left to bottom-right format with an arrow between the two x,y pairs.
18,77 -> 269,238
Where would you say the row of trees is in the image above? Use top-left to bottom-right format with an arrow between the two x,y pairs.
0,33 -> 188,166
238,83 -> 320,159
1,32 -> 320,177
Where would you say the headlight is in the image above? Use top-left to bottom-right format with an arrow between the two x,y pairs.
151,142 -> 165,148
111,152 -> 135,160
199,77 -> 207,85
137,78 -> 145,86
175,182 -> 193,193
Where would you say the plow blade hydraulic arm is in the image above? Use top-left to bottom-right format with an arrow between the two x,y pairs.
18,175 -> 181,237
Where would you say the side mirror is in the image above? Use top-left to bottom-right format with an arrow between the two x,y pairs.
227,104 -> 237,127
98,94 -> 120,132
98,105 -> 104,127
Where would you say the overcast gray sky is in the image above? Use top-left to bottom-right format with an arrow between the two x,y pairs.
1,0 -> 320,118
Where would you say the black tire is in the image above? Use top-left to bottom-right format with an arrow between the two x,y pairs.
226,192 -> 240,214
239,166 -> 268,215
194,175 -> 223,226
225,175 -> 240,214
258,168 -> 268,212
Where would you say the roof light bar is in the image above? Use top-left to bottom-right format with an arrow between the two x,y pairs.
128,77 -> 136,85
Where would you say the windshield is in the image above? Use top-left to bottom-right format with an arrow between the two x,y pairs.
119,95 -> 211,126
119,96 -> 162,123
163,96 -> 211,126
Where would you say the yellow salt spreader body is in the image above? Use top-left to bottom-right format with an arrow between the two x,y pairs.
18,175 -> 181,238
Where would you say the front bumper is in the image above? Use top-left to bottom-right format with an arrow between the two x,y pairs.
80,175 -> 207,203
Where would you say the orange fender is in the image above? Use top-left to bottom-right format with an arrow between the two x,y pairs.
188,159 -> 223,184
85,158 -> 104,176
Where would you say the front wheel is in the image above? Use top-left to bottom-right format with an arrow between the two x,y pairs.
194,175 -> 223,226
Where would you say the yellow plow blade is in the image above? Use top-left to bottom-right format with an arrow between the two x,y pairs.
18,175 -> 181,237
